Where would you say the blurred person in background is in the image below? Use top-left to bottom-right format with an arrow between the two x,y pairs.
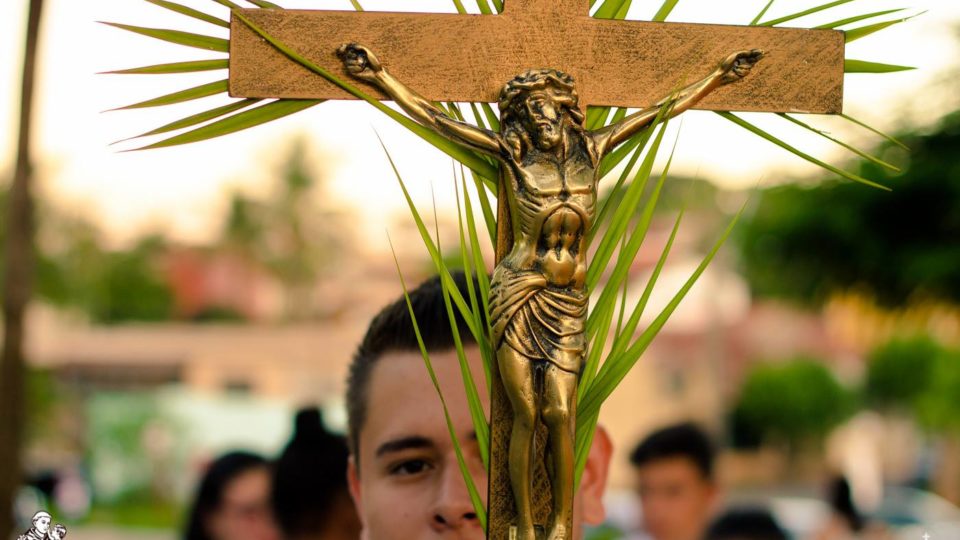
813,475 -> 890,540
271,407 -> 361,540
629,423 -> 720,540
184,451 -> 280,540
703,508 -> 787,540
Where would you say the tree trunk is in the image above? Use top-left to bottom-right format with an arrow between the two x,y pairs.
1,0 -> 44,536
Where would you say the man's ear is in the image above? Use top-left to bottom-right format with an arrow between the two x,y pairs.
580,425 -> 613,525
347,454 -> 364,517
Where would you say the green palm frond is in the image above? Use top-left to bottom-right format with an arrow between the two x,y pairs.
101,21 -> 228,51
130,99 -> 321,150
388,241 -> 488,528
111,79 -> 228,110
758,0 -> 858,26
102,59 -> 228,75
144,0 -> 229,28
845,59 -> 917,73
845,12 -> 924,42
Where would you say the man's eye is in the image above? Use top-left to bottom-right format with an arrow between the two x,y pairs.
390,459 -> 432,476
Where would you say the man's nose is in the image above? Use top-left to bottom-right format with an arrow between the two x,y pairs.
430,466 -> 480,533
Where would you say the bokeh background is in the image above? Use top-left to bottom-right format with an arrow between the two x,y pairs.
2,0 -> 960,538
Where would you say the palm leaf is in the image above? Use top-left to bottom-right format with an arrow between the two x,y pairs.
118,98 -> 259,142
582,131 -> 679,393
388,242 -> 487,529
815,8 -> 906,29
841,113 -> 909,150
111,80 -> 228,110
248,0 -> 283,8
750,0 -> 777,25
845,59 -> 916,73
100,22 -> 229,52
593,0 -> 630,19
377,135 -> 485,345
845,12 -> 924,42
382,142 -> 491,470
653,0 -> 680,21
210,0 -> 243,9
758,0 -> 857,26
717,112 -> 890,190
779,114 -> 901,172
145,0 -> 229,28
130,99 -> 320,150
579,204 -> 747,421
102,59 -> 228,75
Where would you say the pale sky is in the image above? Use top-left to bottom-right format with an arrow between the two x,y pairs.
1,0 -> 958,249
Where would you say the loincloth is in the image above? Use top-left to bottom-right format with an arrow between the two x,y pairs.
490,267 -> 587,373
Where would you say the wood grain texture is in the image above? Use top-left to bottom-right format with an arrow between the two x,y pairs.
229,6 -> 844,113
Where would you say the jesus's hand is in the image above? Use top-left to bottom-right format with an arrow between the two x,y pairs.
719,49 -> 765,84
336,43 -> 383,82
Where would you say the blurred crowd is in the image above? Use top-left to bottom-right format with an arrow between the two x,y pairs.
183,407 -> 359,540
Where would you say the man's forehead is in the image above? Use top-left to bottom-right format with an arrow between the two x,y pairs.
361,350 -> 471,453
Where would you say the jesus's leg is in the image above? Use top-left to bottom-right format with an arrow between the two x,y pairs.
541,364 -> 577,540
497,345 -> 538,540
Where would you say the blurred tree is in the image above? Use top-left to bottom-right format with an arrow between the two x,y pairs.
732,358 -> 856,451
38,226 -> 174,323
915,348 -> 960,433
1,1 -> 44,537
737,111 -> 960,307
219,137 -> 347,319
864,335 -> 942,410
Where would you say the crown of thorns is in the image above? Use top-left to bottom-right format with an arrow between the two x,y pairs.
498,69 -> 580,114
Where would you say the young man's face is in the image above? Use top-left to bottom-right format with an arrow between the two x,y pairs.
635,457 -> 717,540
348,345 -> 612,540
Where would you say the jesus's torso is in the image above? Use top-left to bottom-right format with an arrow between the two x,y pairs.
499,128 -> 597,291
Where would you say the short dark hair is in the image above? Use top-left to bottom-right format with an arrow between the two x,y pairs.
629,422 -> 715,480
346,272 -> 480,456
705,507 -> 788,540
271,407 -> 352,537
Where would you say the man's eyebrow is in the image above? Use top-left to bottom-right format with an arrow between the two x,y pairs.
375,435 -> 434,458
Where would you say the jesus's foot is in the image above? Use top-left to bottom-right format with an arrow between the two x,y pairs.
547,523 -> 567,540
510,524 -> 537,540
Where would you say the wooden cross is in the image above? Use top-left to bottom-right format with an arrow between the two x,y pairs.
230,0 -> 843,113
229,1 -> 844,538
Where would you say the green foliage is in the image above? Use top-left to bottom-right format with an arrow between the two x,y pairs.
865,335 -> 942,409
733,357 -> 856,447
863,336 -> 960,435
915,348 -> 960,433
737,112 -> 960,307
37,233 -> 174,324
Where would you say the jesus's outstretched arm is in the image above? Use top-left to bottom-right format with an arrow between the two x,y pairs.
592,49 -> 764,158
337,43 -> 503,157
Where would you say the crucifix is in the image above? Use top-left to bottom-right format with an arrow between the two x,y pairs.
228,1 -> 844,538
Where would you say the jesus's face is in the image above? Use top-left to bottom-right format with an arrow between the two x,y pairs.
522,91 -> 564,151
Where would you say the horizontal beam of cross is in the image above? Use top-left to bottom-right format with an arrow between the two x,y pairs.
229,8 -> 844,113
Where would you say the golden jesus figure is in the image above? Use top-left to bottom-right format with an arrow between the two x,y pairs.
338,43 -> 763,540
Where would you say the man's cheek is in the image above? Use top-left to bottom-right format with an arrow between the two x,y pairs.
364,479 -> 426,538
